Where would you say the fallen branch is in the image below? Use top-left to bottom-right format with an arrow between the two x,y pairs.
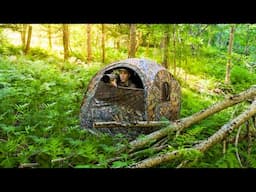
176,160 -> 189,168
51,156 -> 71,163
107,144 -> 167,166
120,86 -> 256,154
19,156 -> 73,168
0,138 -> 7,142
93,121 -> 170,129
194,100 -> 256,152
131,100 -> 256,168
19,163 -> 39,168
129,148 -> 196,168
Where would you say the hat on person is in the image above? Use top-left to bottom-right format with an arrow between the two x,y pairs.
119,68 -> 130,73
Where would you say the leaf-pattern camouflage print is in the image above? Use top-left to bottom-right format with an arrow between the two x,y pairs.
80,58 -> 181,140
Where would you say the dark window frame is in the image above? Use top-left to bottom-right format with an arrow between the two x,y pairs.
162,82 -> 170,101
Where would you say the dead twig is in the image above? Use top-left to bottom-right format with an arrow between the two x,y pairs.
223,139 -> 227,154
235,125 -> 243,168
19,163 -> 39,168
246,120 -> 252,156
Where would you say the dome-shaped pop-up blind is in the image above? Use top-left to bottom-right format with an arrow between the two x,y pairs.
80,58 -> 181,140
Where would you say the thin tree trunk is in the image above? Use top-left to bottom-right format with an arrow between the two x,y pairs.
128,24 -> 136,58
21,24 -> 27,50
146,34 -> 150,57
101,24 -> 105,63
87,24 -> 92,63
173,24 -> 177,76
153,43 -> 157,58
118,86 -> 256,154
62,24 -> 70,61
132,100 -> 256,168
225,25 -> 235,85
162,25 -> 170,68
162,25 -> 170,69
24,25 -> 32,55
116,39 -> 120,49
244,24 -> 250,56
135,31 -> 142,53
208,31 -> 213,47
48,24 -> 52,50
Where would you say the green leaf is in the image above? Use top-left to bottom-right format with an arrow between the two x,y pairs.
35,152 -> 52,168
112,161 -> 128,168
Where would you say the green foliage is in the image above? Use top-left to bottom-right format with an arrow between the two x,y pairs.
111,160 -> 130,168
247,153 -> 256,167
0,45 -> 22,56
27,47 -> 55,60
180,88 -> 215,117
215,147 -> 241,168
231,66 -> 256,91
170,126 -> 205,148
0,53 -> 121,168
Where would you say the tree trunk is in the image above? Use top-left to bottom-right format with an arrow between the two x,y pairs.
208,35 -> 212,47
116,38 -> 120,49
225,25 -> 235,85
172,24 -> 177,76
87,24 -> 92,63
146,34 -> 150,57
101,24 -> 105,63
21,24 -> 27,50
162,25 -> 170,69
135,31 -> 142,53
207,26 -> 213,47
119,86 -> 256,154
62,24 -> 70,61
24,25 -> 32,55
128,24 -> 136,58
48,24 -> 52,50
132,100 -> 256,168
243,24 -> 250,56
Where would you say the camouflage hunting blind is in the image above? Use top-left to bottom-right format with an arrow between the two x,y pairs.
80,58 -> 181,139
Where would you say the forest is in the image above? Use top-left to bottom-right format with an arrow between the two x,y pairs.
1,24 -> 256,168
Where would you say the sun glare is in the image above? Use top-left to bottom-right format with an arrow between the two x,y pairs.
3,24 -> 63,52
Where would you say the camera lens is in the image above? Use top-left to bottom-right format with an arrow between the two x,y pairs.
102,74 -> 110,83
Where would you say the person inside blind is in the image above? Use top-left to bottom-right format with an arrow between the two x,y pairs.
117,68 -> 136,88
103,68 -> 137,88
